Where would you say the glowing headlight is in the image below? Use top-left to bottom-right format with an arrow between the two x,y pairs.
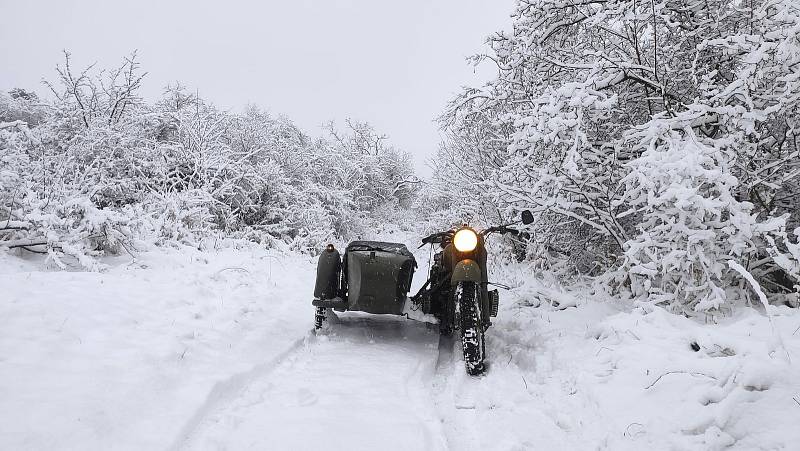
453,228 -> 478,252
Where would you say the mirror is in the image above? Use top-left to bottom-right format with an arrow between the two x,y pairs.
521,210 -> 534,225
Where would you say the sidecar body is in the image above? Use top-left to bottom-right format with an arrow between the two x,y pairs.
312,241 -> 416,315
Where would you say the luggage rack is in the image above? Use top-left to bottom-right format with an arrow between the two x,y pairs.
344,241 -> 416,261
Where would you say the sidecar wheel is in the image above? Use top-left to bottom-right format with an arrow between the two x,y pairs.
314,307 -> 326,329
456,281 -> 486,376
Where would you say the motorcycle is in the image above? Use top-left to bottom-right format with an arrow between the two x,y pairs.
311,210 -> 534,376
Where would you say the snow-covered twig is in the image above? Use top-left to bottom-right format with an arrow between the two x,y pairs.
728,261 -> 792,363
644,370 -> 717,390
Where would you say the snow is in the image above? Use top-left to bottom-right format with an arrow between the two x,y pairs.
438,277 -> 800,450
0,245 -> 316,450
179,314 -> 446,450
2,245 -> 799,450
403,298 -> 439,324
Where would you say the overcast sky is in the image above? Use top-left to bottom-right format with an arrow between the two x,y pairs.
0,0 -> 513,176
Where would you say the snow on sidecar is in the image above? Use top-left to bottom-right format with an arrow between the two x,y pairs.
311,241 -> 417,328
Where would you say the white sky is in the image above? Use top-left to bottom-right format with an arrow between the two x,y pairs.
0,0 -> 513,176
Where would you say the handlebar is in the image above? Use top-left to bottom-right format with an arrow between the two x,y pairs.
418,231 -> 451,248
483,226 -> 519,236
419,225 -> 520,247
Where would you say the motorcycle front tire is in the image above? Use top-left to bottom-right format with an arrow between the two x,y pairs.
456,281 -> 486,375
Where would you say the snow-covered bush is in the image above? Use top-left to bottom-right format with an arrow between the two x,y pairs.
0,89 -> 47,125
0,53 -> 418,269
619,128 -> 769,312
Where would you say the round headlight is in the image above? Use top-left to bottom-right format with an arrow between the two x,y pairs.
453,228 -> 478,253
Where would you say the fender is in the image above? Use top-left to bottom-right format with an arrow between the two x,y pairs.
451,259 -> 482,286
313,247 -> 341,300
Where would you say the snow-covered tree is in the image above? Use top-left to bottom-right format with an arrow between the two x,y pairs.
435,0 -> 800,306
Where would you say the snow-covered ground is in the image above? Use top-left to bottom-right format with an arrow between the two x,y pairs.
2,243 -> 799,450
444,278 -> 800,450
0,245 -> 315,450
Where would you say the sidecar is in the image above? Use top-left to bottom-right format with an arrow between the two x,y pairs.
311,241 -> 416,326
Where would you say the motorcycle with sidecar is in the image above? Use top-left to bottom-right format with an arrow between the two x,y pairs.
311,210 -> 534,375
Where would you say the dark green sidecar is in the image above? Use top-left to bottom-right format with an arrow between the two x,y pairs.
312,241 -> 417,324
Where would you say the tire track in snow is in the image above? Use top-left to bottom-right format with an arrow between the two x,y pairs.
169,331 -> 316,451
432,335 -> 486,451
175,313 -> 446,450
401,343 -> 447,450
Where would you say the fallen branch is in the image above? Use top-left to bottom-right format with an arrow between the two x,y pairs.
0,226 -> 29,232
20,246 -> 47,254
215,267 -> 250,275
3,240 -> 48,249
645,371 -> 717,390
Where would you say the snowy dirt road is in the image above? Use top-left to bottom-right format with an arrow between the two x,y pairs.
176,314 -> 446,451
3,243 -> 799,450
1,243 -> 461,451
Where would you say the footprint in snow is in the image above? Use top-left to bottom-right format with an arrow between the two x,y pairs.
296,388 -> 318,406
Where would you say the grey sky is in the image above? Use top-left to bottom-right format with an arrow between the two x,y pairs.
0,0 -> 513,176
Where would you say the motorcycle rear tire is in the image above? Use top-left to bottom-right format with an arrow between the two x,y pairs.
456,281 -> 486,375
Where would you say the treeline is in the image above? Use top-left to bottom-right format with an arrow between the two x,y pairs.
0,52 -> 417,269
432,0 -> 800,312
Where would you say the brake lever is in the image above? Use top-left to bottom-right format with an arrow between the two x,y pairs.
482,226 -> 499,236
